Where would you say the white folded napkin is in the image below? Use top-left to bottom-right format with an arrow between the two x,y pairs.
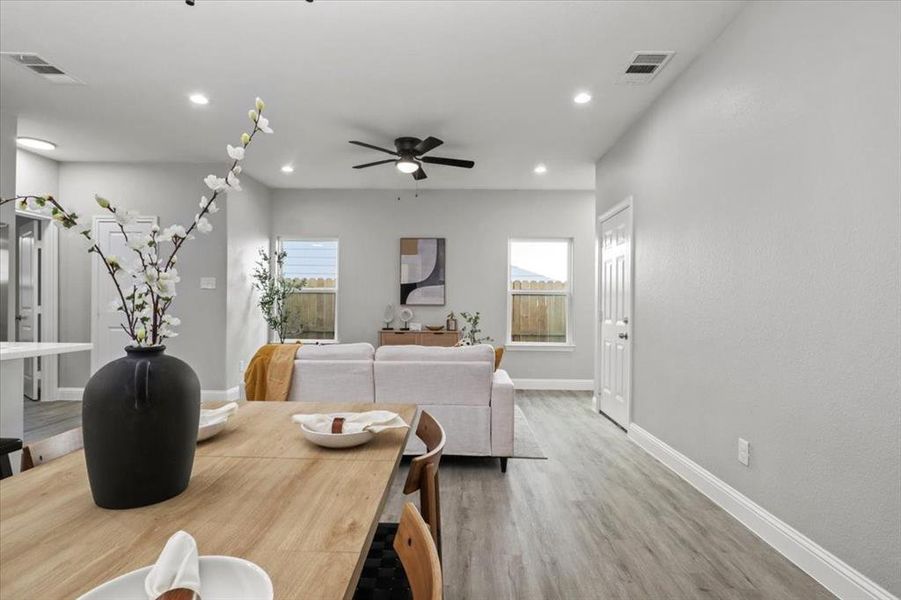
199,402 -> 238,427
144,530 -> 201,599
292,410 -> 408,434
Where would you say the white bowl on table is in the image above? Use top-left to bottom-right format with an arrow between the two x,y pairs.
77,555 -> 272,600
298,412 -> 375,449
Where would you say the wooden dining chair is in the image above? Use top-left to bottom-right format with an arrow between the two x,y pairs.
393,503 -> 443,600
20,428 -> 83,471
354,411 -> 445,600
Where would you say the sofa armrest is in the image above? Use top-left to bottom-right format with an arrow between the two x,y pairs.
490,369 -> 515,457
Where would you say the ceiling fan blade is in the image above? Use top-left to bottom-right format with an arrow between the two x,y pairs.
413,166 -> 428,180
413,136 -> 443,155
421,156 -> 475,169
353,159 -> 396,169
349,140 -> 398,155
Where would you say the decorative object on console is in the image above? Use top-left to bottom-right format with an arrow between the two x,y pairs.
399,307 -> 413,330
446,311 -> 457,331
459,311 -> 493,345
382,303 -> 396,330
252,248 -> 305,343
1,98 -> 274,508
425,325 -> 444,331
400,238 -> 445,305
409,322 -> 422,332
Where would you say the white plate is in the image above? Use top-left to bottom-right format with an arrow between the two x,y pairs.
76,555 -> 272,600
299,413 -> 374,448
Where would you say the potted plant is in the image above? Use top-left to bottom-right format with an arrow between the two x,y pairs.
251,248 -> 305,343
459,311 -> 493,345
0,98 -> 274,509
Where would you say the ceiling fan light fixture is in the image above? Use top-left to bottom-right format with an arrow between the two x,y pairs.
396,158 -> 420,174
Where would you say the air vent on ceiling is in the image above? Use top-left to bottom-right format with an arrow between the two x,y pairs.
619,51 -> 674,85
1,52 -> 83,85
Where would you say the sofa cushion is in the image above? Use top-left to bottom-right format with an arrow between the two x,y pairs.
375,343 -> 494,364
296,342 -> 374,361
374,360 -> 492,406
288,360 -> 375,403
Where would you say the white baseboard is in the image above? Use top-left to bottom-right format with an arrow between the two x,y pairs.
54,387 -> 241,403
512,378 -> 594,391
56,387 -> 84,401
628,424 -> 897,600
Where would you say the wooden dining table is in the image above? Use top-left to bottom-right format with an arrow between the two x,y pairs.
0,402 -> 417,599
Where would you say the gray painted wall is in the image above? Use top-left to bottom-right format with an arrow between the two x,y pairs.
16,150 -> 59,199
0,111 -> 16,342
225,174 -> 271,390
56,162 -> 230,390
595,1 -> 900,594
271,189 -> 595,381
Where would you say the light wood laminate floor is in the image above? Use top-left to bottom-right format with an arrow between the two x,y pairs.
382,391 -> 834,600
23,399 -> 81,444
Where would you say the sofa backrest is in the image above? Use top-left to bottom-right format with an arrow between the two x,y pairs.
296,342 -> 374,361
374,343 -> 494,364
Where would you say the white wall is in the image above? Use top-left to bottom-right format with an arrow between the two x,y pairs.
0,112 -> 16,342
225,174 -> 271,390
271,188 -> 595,381
16,150 -> 59,199
595,1 -> 900,595
56,162 -> 231,390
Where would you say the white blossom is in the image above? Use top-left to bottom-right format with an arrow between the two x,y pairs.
196,216 -> 213,234
232,165 -> 242,175
256,115 -> 273,134
227,144 -> 245,161
114,209 -> 138,227
109,299 -> 123,311
204,174 -> 227,191
226,171 -> 242,191
206,201 -> 219,214
160,224 -> 187,242
255,97 -> 265,111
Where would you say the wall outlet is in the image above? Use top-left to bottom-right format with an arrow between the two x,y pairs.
200,277 -> 216,289
738,438 -> 750,466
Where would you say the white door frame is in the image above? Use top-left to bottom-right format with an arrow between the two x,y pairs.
91,215 -> 157,374
14,209 -> 60,401
594,196 -> 634,428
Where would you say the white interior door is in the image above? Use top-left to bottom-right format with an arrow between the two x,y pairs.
92,216 -> 155,373
16,219 -> 40,399
599,205 -> 632,428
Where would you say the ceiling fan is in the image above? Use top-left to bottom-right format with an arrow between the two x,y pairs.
349,136 -> 475,180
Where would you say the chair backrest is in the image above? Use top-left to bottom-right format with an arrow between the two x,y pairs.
20,428 -> 83,471
403,411 -> 446,554
394,503 -> 443,600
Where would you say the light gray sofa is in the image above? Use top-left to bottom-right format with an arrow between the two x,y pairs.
288,342 -> 514,471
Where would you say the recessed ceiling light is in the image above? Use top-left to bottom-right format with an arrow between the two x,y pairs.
573,91 -> 592,104
188,93 -> 209,105
533,163 -> 547,174
281,165 -> 295,173
16,137 -> 56,151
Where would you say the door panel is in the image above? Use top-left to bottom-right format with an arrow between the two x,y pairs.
17,220 -> 40,399
599,206 -> 632,428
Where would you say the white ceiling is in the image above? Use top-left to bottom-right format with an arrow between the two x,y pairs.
0,1 -> 744,190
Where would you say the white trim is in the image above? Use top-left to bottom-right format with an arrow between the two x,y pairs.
505,343 -> 575,352
56,387 -> 84,401
513,378 -> 593,391
55,386 -> 242,403
595,196 -> 634,429
628,424 -> 898,600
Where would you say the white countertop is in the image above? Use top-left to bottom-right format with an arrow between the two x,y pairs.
0,342 -> 92,361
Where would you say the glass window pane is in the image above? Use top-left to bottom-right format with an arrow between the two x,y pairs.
285,292 -> 336,340
511,294 -> 567,343
282,240 -> 338,283
510,240 -> 568,286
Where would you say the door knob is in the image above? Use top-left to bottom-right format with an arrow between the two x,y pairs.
618,332 -> 628,340
622,317 -> 629,324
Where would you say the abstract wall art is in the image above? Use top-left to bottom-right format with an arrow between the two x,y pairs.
400,237 -> 446,305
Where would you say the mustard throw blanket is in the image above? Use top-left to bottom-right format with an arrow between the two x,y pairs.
244,343 -> 301,401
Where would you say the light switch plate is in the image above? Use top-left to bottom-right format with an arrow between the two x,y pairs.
200,277 -> 216,290
738,438 -> 750,466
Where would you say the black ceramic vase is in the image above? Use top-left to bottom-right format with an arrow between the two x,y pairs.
82,346 -> 200,509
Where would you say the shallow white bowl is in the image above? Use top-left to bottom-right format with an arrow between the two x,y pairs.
197,415 -> 229,442
77,555 -> 272,600
299,413 -> 374,449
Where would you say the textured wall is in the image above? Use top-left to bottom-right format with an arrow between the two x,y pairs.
271,189 -> 596,381
595,0 -> 901,593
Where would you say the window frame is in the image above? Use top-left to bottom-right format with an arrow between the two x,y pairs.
277,237 -> 340,345
506,237 -> 575,350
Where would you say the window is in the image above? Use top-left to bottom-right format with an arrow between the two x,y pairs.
280,239 -> 339,342
508,239 -> 572,346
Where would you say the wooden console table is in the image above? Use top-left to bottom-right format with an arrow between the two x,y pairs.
379,329 -> 460,347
